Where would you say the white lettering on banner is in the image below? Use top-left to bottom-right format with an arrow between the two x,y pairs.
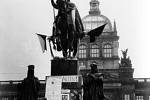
62,76 -> 79,82
53,75 -> 79,82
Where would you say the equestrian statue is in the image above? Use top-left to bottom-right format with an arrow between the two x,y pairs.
48,0 -> 106,58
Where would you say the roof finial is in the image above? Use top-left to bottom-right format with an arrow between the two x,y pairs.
114,20 -> 117,32
89,0 -> 101,15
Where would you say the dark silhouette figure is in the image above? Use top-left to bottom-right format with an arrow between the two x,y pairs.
50,0 -> 84,58
83,63 -> 105,100
18,65 -> 40,100
49,0 -> 106,58
120,48 -> 132,67
121,49 -> 128,59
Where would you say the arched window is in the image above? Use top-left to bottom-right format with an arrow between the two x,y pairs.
78,45 -> 87,58
90,44 -> 99,57
103,44 -> 112,58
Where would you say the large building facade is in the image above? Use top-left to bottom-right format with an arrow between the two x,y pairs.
0,0 -> 150,100
77,0 -> 150,100
78,0 -> 119,75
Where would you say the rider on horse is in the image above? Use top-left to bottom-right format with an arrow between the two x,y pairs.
51,0 -> 84,57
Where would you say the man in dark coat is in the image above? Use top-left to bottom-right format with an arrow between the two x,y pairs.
18,65 -> 40,100
83,63 -> 105,100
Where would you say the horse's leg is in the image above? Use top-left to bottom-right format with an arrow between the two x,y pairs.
73,38 -> 78,57
68,50 -> 71,58
60,29 -> 68,58
68,24 -> 75,58
67,41 -> 72,58
60,36 -> 68,57
63,50 -> 67,58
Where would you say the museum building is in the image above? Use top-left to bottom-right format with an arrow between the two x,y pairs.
78,0 -> 150,100
0,0 -> 150,100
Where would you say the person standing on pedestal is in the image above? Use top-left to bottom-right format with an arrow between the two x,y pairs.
18,65 -> 40,100
83,63 -> 105,100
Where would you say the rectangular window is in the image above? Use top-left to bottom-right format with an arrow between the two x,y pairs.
124,94 -> 130,100
79,49 -> 86,58
136,96 -> 143,100
79,45 -> 87,58
90,49 -> 99,57
90,44 -> 99,58
103,44 -> 112,58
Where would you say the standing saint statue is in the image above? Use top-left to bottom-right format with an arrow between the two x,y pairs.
83,63 -> 105,100
18,65 -> 40,100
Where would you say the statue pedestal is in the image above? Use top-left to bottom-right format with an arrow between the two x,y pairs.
45,58 -> 82,100
51,58 -> 79,76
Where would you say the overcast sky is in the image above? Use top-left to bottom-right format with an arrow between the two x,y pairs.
0,0 -> 150,81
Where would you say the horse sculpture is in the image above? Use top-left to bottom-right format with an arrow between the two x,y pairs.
50,0 -> 84,58
49,0 -> 106,58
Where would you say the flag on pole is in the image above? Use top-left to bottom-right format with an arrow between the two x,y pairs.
36,33 -> 47,53
87,24 -> 106,42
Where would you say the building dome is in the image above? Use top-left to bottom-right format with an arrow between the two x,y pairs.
82,0 -> 113,33
82,15 -> 112,32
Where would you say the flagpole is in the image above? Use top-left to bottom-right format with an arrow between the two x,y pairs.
48,0 -> 55,58
53,8 -> 56,20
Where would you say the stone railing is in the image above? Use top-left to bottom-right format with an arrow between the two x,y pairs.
0,80 -> 46,100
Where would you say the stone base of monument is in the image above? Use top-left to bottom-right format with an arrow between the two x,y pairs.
51,58 -> 79,76
45,58 -> 82,100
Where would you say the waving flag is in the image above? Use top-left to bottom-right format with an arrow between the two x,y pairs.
87,24 -> 106,42
36,33 -> 47,53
